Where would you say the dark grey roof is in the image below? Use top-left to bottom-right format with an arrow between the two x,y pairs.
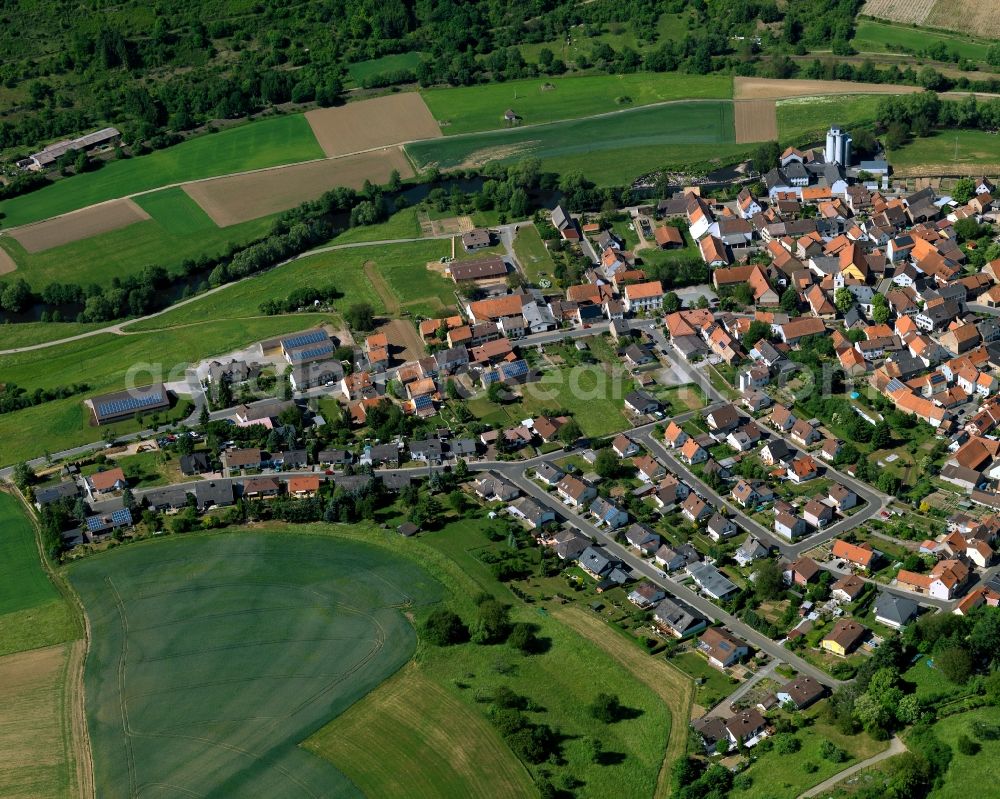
195,480 -> 235,508
34,481 -> 80,505
874,592 -> 919,626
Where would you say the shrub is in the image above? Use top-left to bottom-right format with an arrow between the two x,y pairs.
422,608 -> 467,646
956,734 -> 980,756
589,693 -> 623,724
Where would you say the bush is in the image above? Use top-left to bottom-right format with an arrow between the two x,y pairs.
422,608 -> 467,646
507,622 -> 538,653
589,692 -> 623,724
820,739 -> 848,762
956,733 -> 980,756
773,733 -> 801,754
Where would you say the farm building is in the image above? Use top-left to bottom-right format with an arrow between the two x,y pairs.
88,383 -> 171,425
449,256 -> 508,282
25,126 -> 121,170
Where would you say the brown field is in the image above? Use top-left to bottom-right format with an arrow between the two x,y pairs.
0,643 -> 85,799
0,246 -> 16,275
734,77 -> 922,100
894,161 -> 1000,178
183,148 -> 414,226
379,318 -> 426,364
927,0 -> 1000,38
8,199 -> 149,253
305,93 -> 442,158
552,605 -> 694,799
735,99 -> 778,143
862,0 -> 935,24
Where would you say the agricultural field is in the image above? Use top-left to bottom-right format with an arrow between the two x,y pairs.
182,147 -> 414,226
734,77 -> 919,100
0,492 -> 79,657
777,95 -> 887,145
851,18 -> 993,62
305,664 -> 534,799
8,199 -> 149,253
0,643 -> 85,799
0,315 -> 340,465
421,73 -> 733,135
69,532 -> 443,798
0,114 -> 325,228
864,0 -> 1000,39
888,129 -> 1000,176
305,93 -> 442,157
407,101 -> 737,185
735,99 -> 778,144
861,0 -> 937,26
512,223 -> 557,284
0,206 -> 276,291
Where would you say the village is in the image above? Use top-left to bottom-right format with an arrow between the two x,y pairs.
15,123 -> 1000,774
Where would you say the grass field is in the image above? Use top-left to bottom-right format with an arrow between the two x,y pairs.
421,73 -> 733,135
852,18 -> 993,62
888,129 -> 1000,175
0,315 -> 338,465
69,531 -> 443,798
671,651 -> 737,710
0,321 -> 105,349
0,208 -> 275,290
408,101 -> 737,185
512,223 -> 557,284
926,707 -> 1000,798
0,114 -> 325,227
327,207 -> 422,245
346,52 -> 424,84
133,187 -> 219,235
0,643 -> 82,799
305,663 -> 534,799
777,95 -> 886,145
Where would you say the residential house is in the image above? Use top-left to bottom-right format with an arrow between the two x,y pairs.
776,677 -> 825,710
688,562 -> 739,600
628,581 -> 667,609
612,433 -> 641,458
681,493 -> 712,523
653,599 -> 708,639
803,499 -> 834,528
828,483 -> 857,511
623,281 -> 665,313
724,709 -> 768,750
507,497 -> 556,529
775,512 -> 807,540
85,468 -> 127,497
534,462 -> 565,487
786,556 -> 820,586
624,523 -> 661,555
821,619 -> 868,656
589,496 -> 629,529
706,513 -> 738,541
698,627 -> 749,669
654,543 -> 700,572
679,438 -> 708,465
873,592 -> 919,630
664,421 -> 689,449
831,574 -> 867,603
557,475 -> 597,508
734,535 -> 770,567
831,539 -> 876,571
624,390 -> 661,416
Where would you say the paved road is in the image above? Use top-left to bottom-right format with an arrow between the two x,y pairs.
705,659 -> 779,718
798,736 -> 906,798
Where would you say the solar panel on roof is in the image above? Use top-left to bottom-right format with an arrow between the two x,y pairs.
287,344 -> 334,362
111,508 -> 133,526
85,516 -> 105,532
482,370 -> 500,385
281,330 -> 327,350
499,359 -> 528,380
413,394 -> 434,410
96,391 -> 164,416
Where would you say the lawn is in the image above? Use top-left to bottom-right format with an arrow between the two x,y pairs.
0,210 -> 276,291
326,207 -> 422,244
421,72 -> 733,135
0,114 -> 325,227
0,315 -> 338,465
851,19 -> 993,63
111,448 -> 190,488
69,531 -> 444,798
888,129 -> 1000,175
902,656 -> 968,702
729,711 -> 890,799
512,223 -> 557,284
670,650 -> 737,710
0,320 -> 105,349
0,491 -> 80,656
407,101 -> 738,187
776,94 -> 886,146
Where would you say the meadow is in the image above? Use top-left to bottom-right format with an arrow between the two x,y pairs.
512,224 -> 557,284
887,129 -> 1000,175
924,707 -> 1000,798
0,320 -> 105,349
346,52 -> 424,85
776,94 -> 886,145
0,114 -> 325,227
421,73 -> 733,135
0,198 -> 276,290
69,532 -> 443,798
407,101 -> 738,185
851,18 -> 993,62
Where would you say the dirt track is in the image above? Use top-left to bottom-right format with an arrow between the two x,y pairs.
306,93 -> 442,158
734,76 -> 922,100
9,199 -> 149,253
183,148 -> 414,226
735,99 -> 778,143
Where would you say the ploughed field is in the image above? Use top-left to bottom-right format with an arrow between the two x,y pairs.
68,532 -> 442,798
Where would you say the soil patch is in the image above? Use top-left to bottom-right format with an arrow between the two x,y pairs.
378,318 -> 425,364
183,148 -> 414,226
734,76 -> 922,100
9,199 -> 150,253
363,259 -> 399,315
895,161 -> 1000,178
735,99 -> 778,143
862,0 -> 935,25
0,246 -> 16,275
306,93 -> 442,158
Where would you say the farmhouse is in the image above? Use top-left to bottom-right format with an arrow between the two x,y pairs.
449,256 -> 508,282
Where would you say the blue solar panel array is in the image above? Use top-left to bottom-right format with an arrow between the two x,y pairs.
112,508 -> 133,526
97,391 -> 164,417
287,343 -> 335,362
498,359 -> 528,380
282,330 -> 327,350
482,369 -> 500,385
85,516 -> 105,532
413,394 -> 434,411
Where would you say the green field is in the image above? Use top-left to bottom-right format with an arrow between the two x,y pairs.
888,129 -> 1000,173
0,320 -> 105,349
0,314 -> 339,465
408,101 -> 737,185
69,532 -> 443,798
777,94 -> 886,145
421,73 -> 733,135
0,492 -> 79,656
0,209 -> 275,291
927,707 -> 1000,798
347,52 -> 424,84
326,207 -> 422,245
0,114 -> 325,227
512,223 -> 556,284
852,19 -> 993,63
